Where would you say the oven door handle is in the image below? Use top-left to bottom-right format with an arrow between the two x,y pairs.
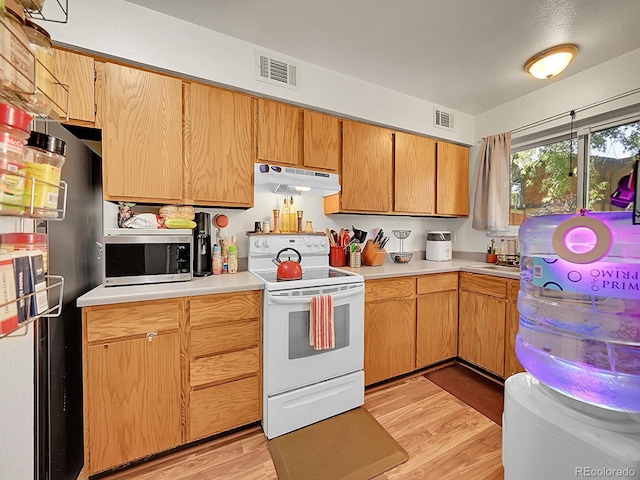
268,285 -> 365,304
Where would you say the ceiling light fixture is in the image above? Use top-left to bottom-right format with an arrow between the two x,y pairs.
524,44 -> 579,79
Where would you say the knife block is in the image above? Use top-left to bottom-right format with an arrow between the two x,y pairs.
362,240 -> 387,266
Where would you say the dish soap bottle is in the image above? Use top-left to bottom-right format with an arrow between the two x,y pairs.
228,243 -> 238,274
212,245 -> 222,275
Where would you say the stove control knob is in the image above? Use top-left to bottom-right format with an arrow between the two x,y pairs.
313,240 -> 319,247
254,239 -> 261,248
306,239 -> 312,247
262,239 -> 270,248
320,239 -> 327,247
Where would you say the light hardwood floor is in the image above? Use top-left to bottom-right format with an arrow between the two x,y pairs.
99,375 -> 503,480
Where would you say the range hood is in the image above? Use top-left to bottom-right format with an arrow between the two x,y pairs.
254,163 -> 341,197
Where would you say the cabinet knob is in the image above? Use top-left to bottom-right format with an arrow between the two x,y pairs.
147,332 -> 157,342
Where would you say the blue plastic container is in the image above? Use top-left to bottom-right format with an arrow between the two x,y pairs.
517,211 -> 640,412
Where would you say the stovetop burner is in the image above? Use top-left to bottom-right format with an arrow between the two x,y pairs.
254,267 -> 354,284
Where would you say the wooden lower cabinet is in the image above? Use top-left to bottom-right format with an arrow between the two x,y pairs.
364,277 -> 416,386
186,291 -> 262,442
458,273 -> 507,377
83,299 -> 182,474
504,279 -> 526,378
415,273 -> 459,367
83,291 -> 262,474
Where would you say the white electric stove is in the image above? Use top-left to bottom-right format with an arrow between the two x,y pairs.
248,233 -> 365,439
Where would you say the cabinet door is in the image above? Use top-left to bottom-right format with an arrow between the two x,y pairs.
395,132 -> 436,214
416,290 -> 458,367
436,141 -> 469,216
504,279 -> 525,378
341,120 -> 393,212
101,63 -> 183,202
185,83 -> 254,206
257,98 -> 302,165
52,49 -> 95,125
86,333 -> 181,474
458,291 -> 505,376
303,110 -> 341,172
364,298 -> 415,385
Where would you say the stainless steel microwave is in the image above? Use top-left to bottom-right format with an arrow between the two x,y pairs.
102,229 -> 193,286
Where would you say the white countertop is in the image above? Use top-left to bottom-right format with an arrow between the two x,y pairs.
77,259 -> 519,307
77,272 -> 264,307
339,258 -> 520,280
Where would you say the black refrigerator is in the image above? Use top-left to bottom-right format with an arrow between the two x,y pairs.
34,122 -> 103,480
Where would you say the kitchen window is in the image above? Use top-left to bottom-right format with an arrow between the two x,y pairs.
510,118 -> 640,225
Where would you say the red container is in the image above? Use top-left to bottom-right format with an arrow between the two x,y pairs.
0,232 -> 48,272
329,245 -> 346,267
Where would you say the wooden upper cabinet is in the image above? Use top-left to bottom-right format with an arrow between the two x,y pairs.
341,120 -> 393,212
395,132 -> 436,214
436,141 -> 469,216
184,83 -> 254,207
52,49 -> 95,125
303,110 -> 341,172
257,98 -> 303,165
100,63 -> 183,202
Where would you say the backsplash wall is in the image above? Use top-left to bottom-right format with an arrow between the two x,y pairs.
104,193 -> 469,258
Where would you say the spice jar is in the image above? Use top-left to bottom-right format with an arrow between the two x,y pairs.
23,131 -> 66,218
23,20 -> 53,115
0,102 -> 32,215
0,0 -> 35,96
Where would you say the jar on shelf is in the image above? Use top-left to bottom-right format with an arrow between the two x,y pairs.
23,19 -> 53,116
23,131 -> 66,218
0,101 -> 32,215
0,232 -> 48,272
0,0 -> 35,98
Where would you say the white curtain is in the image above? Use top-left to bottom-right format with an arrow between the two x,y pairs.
472,132 -> 511,232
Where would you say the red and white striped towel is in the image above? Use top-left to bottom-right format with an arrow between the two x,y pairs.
309,294 -> 335,350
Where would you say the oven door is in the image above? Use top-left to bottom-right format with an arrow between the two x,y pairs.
264,282 -> 364,396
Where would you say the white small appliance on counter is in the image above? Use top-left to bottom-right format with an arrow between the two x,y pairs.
426,231 -> 452,261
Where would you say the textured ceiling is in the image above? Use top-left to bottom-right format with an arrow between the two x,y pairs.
126,0 -> 640,115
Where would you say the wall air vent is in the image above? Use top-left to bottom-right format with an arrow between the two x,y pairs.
256,52 -> 300,90
434,108 -> 455,130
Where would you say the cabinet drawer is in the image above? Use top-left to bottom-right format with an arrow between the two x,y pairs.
507,279 -> 520,301
189,376 -> 260,441
190,347 -> 260,388
365,277 -> 415,302
85,299 -> 180,343
191,320 -> 259,358
417,272 -> 458,294
460,272 -> 507,298
190,291 -> 261,327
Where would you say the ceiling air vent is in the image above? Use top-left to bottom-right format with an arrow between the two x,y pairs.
256,52 -> 299,90
434,108 -> 454,130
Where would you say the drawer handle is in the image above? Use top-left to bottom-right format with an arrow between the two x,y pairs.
147,332 -> 157,342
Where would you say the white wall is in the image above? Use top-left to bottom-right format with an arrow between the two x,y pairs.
41,0 -> 474,145
456,48 -> 640,254
105,194 -> 467,258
